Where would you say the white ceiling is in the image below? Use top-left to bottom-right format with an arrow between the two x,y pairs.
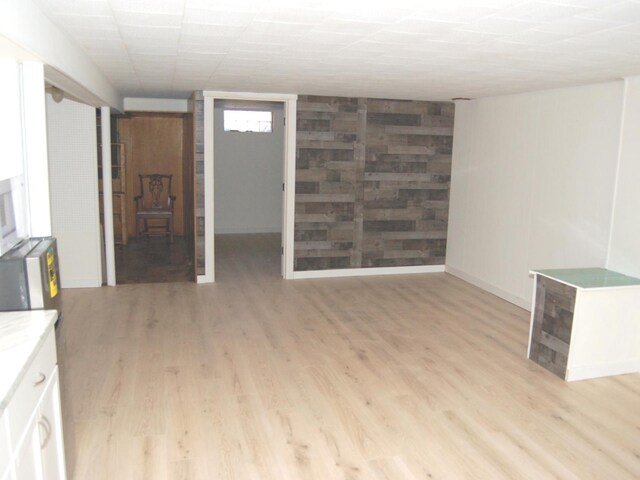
31,0 -> 640,101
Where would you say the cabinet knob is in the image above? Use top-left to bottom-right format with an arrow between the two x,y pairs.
39,415 -> 52,449
33,372 -> 47,387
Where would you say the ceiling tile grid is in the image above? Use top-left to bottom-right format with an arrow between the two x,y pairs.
28,0 -> 640,100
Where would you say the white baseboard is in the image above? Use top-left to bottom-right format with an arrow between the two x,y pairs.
566,361 -> 640,382
292,264 -> 445,279
445,265 -> 532,311
214,227 -> 281,234
61,279 -> 101,289
197,274 -> 214,284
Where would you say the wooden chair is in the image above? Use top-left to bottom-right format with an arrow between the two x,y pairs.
135,174 -> 176,242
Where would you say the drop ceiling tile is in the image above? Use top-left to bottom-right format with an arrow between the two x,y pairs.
83,44 -> 129,56
578,1 -> 640,22
244,20 -> 314,38
113,11 -> 183,28
109,0 -> 185,15
48,13 -> 118,30
410,5 -> 501,24
182,8 -> 256,26
33,0 -> 112,16
433,29 -> 501,45
29,0 -> 640,100
178,39 -> 231,54
533,16 -> 622,35
313,18 -> 389,36
387,18 -> 459,35
118,25 -> 181,40
458,17 -> 539,35
176,51 -> 227,61
609,21 -> 640,34
494,2 -> 589,22
298,30 -> 361,46
128,45 -> 178,56
253,9 -> 325,25
71,29 -> 122,41
180,23 -> 245,38
497,29 -> 573,45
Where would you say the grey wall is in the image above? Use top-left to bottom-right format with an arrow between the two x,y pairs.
214,102 -> 284,234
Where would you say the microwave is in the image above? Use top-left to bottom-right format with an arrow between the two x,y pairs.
0,237 -> 61,312
0,176 -> 27,256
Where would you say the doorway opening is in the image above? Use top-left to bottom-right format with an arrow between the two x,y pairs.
213,100 -> 284,281
98,110 -> 195,284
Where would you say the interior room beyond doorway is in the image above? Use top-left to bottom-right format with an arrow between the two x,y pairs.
109,111 -> 195,284
213,100 -> 285,280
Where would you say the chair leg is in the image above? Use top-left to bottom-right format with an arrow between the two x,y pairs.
169,217 -> 174,243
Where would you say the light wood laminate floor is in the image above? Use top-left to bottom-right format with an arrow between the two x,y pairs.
57,234 -> 640,479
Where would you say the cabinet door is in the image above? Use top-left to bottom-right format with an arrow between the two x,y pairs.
13,420 -> 43,480
0,412 -> 12,480
38,369 -> 66,480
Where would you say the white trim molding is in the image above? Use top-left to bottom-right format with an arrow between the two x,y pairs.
292,265 -> 445,280
566,361 -> 640,382
100,106 -> 115,286
197,95 -> 215,284
123,97 -> 189,113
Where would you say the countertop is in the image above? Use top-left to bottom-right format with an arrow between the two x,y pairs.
532,268 -> 640,290
0,310 -> 58,415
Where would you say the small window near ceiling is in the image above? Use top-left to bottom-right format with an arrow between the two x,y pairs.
223,109 -> 273,133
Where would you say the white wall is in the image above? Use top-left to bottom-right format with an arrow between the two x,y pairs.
447,82 -> 624,309
214,103 -> 284,234
0,60 -> 50,240
22,62 -> 52,237
46,96 -> 102,288
607,76 -> 640,278
0,60 -> 24,182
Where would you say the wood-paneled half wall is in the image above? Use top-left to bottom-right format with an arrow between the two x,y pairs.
295,96 -> 454,271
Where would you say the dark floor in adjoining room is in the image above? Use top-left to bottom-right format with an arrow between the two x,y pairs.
115,235 -> 194,284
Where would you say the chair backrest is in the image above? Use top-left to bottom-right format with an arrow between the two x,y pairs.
138,174 -> 172,209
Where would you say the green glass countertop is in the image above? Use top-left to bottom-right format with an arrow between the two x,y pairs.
533,268 -> 640,289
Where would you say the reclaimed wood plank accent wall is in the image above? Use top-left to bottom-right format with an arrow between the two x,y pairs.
529,276 -> 576,378
193,92 -> 205,275
295,95 -> 454,271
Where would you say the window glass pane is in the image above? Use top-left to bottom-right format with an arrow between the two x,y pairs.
223,110 -> 273,133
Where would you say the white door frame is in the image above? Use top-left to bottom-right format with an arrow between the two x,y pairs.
199,91 -> 297,283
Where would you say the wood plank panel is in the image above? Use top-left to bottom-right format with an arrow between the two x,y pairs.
295,96 -> 454,271
118,113 -> 186,237
193,92 -> 205,275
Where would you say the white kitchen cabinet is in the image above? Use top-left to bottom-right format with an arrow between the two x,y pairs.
0,412 -> 10,480
0,311 -> 67,480
13,419 -> 43,480
37,370 -> 66,479
13,369 -> 66,480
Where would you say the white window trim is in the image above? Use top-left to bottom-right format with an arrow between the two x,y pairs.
223,109 -> 273,133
